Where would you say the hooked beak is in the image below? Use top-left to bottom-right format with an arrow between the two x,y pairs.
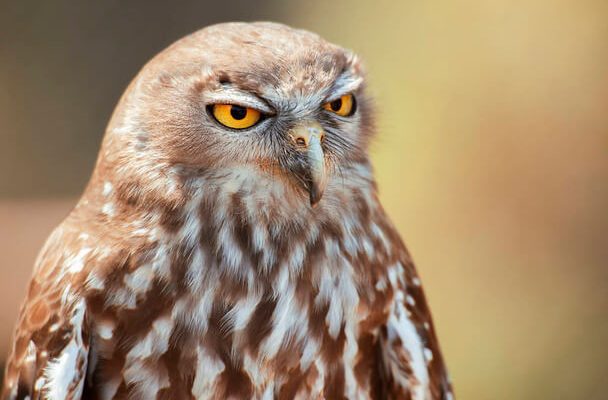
289,121 -> 328,206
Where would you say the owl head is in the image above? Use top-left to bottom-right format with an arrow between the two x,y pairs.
95,22 -> 375,214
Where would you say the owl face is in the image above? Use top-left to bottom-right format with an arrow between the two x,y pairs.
106,22 -> 374,207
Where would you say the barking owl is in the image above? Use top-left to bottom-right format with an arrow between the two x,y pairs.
2,22 -> 453,399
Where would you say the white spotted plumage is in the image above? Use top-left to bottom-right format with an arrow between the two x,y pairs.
2,21 -> 452,400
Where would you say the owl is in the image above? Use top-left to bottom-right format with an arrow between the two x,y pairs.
2,22 -> 453,399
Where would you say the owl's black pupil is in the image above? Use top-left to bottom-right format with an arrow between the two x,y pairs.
230,105 -> 247,120
330,99 -> 342,111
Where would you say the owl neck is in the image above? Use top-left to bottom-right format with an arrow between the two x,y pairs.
162,163 -> 382,278
78,161 -> 380,273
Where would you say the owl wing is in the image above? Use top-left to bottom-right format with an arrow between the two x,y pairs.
2,226 -> 90,400
379,255 -> 454,399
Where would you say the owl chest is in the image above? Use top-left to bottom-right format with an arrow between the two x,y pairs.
88,240 -> 390,399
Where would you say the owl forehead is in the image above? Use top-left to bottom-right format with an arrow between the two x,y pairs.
192,23 -> 359,109
217,54 -> 348,109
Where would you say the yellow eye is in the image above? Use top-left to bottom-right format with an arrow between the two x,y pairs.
323,94 -> 356,117
211,104 -> 261,129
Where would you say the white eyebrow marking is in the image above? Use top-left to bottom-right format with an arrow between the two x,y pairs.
327,72 -> 364,101
204,87 -> 274,114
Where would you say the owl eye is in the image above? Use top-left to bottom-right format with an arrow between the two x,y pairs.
210,104 -> 262,129
323,94 -> 356,117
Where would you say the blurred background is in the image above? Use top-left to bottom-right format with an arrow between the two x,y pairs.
1,0 -> 607,398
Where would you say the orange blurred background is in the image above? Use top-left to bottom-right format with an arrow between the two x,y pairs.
1,1 -> 607,398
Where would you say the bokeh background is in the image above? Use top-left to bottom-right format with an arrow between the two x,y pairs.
1,1 -> 607,398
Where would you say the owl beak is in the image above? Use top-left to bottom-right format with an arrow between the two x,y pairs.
289,122 -> 328,207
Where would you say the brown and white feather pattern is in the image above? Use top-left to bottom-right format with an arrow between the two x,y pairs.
2,22 -> 453,399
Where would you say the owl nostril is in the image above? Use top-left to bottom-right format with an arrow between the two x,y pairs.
308,127 -> 326,142
290,123 -> 325,148
292,132 -> 325,147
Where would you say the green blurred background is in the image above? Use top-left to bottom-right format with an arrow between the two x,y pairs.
1,1 -> 607,398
